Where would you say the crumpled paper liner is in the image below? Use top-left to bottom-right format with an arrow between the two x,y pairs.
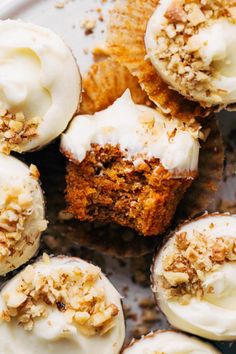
25,59 -> 223,258
107,0 -> 210,122
80,57 -> 152,114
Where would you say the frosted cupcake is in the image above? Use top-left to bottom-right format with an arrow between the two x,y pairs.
0,154 -> 46,275
0,20 -> 81,154
0,255 -> 125,354
122,330 -> 221,354
108,0 -> 236,115
61,88 -> 201,236
60,58 -> 223,239
152,213 -> 236,341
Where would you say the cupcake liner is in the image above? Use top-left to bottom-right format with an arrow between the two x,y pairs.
107,0 -> 209,122
80,57 -> 152,114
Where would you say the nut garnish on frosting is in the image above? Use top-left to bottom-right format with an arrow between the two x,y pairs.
0,154 -> 46,275
0,256 -> 125,354
1,257 -> 119,335
0,181 -> 45,260
0,109 -> 40,154
160,230 -> 236,304
152,214 -> 236,341
145,0 -> 236,107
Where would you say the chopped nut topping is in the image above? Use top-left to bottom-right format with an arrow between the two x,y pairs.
0,186 -> 33,259
1,261 -> 119,336
0,179 -> 46,261
160,230 -> 236,303
29,164 -> 40,180
152,0 -> 236,105
0,110 -> 40,154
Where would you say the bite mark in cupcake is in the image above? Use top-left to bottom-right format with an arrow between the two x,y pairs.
61,90 -> 201,236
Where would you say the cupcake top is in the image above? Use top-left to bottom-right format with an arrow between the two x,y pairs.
145,0 -> 236,108
0,19 -> 81,154
152,214 -> 236,341
0,153 -> 46,275
122,330 -> 221,354
61,90 -> 200,173
0,255 -> 125,354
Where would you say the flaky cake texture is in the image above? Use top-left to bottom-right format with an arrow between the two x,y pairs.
65,145 -> 194,236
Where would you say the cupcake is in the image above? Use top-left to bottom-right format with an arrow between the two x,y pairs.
152,213 -> 236,341
122,330 -> 221,353
0,153 -> 46,275
0,255 -> 125,354
61,89 -> 200,236
0,19 -> 81,154
108,0 -> 236,115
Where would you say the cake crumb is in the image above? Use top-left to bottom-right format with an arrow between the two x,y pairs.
54,0 -> 71,9
81,18 -> 96,35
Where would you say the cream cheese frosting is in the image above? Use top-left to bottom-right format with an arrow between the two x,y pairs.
145,0 -> 236,107
0,256 -> 125,354
61,90 -> 200,173
152,214 -> 236,341
0,153 -> 46,275
0,19 -> 81,153
123,331 -> 221,354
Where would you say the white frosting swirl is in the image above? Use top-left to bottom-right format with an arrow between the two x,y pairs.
153,214 -> 236,341
189,19 -> 236,105
123,331 -> 221,354
61,90 -> 200,173
145,0 -> 236,106
0,256 -> 125,354
0,19 -> 81,152
0,153 -> 46,275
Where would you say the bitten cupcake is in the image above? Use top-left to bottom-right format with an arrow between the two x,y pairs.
0,19 -> 81,154
152,213 -> 236,341
0,153 -> 46,275
0,255 -> 125,354
108,0 -> 236,115
122,330 -> 221,354
61,88 -> 201,236
61,58 -> 224,241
